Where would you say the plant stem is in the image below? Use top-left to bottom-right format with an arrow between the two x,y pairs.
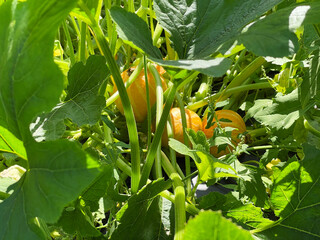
149,63 -> 164,178
152,23 -> 163,46
247,127 -> 267,138
187,82 -> 272,110
246,145 -> 300,152
106,60 -> 143,107
176,94 -> 191,195
166,118 -> 179,171
161,151 -> 185,178
304,118 -> 320,138
171,173 -> 186,240
79,1 -> 141,194
127,0 -> 135,12
79,21 -> 87,63
139,83 -> 179,189
62,21 -> 75,66
165,31 -> 175,60
144,57 -> 152,148
160,190 -> 200,215
222,56 -> 266,96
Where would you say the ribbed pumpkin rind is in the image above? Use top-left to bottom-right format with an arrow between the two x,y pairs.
113,65 -> 167,122
202,110 -> 246,157
162,108 -> 202,147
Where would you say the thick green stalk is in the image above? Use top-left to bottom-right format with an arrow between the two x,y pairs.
152,23 -> 163,46
148,0 -> 154,36
149,63 -> 164,178
246,145 -> 300,151
79,21 -> 87,63
176,94 -> 191,195
161,151 -> 185,179
140,0 -> 149,22
304,118 -> 320,138
106,60 -> 143,107
104,0 -> 117,55
144,57 -> 152,148
188,82 -> 272,111
139,83 -> 179,189
159,190 -> 199,216
219,56 -> 266,101
95,0 -> 103,23
62,21 -> 75,66
167,120 -> 178,171
127,0 -> 135,12
171,173 -> 186,240
79,1 -> 141,194
165,31 -> 175,60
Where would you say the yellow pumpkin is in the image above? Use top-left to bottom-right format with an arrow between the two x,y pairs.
202,110 -> 246,157
113,65 -> 167,122
161,108 -> 202,147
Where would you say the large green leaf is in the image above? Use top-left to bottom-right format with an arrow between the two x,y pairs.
247,89 -> 303,130
30,55 -> 109,141
0,0 -> 77,141
57,199 -> 101,237
239,3 -> 320,57
109,6 -> 232,76
153,0 -> 282,59
199,192 -> 273,230
111,179 -> 170,240
0,126 -> 26,159
0,140 -> 100,240
256,144 -> 320,239
0,1 -> 102,239
183,211 -> 254,240
300,47 -> 320,109
110,6 -> 162,59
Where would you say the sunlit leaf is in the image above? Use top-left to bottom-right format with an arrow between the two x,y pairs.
248,89 -> 304,130
30,55 -> 109,141
184,211 -> 254,240
111,179 -> 170,240
256,144 -> 320,239
0,140 -> 100,240
153,0 -> 282,59
0,0 -> 77,141
239,3 -> 320,57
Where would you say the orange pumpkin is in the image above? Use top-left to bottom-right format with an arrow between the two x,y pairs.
113,65 -> 167,122
202,110 -> 246,157
162,108 -> 202,147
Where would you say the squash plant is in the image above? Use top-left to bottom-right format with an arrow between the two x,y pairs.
1,0 -> 320,240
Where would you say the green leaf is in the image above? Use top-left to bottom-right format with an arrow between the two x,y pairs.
111,179 -> 170,240
249,89 -> 303,130
110,6 -> 162,59
58,199 -> 101,237
195,151 -> 238,182
168,138 -> 195,158
257,144 -> 320,239
238,168 -> 268,208
0,126 -> 26,159
150,57 -> 232,77
82,164 -> 114,212
153,0 -> 282,59
30,55 -> 109,141
199,192 -> 273,230
0,0 -> 77,141
183,210 -> 254,240
239,3 -> 320,57
0,140 -> 100,240
300,47 -> 320,110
